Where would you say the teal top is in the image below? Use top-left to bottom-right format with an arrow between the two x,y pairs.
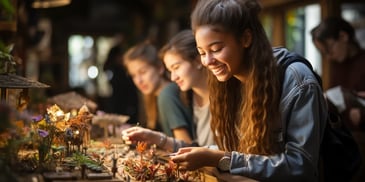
157,82 -> 194,138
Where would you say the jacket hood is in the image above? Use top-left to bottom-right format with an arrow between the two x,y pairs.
273,47 -> 291,65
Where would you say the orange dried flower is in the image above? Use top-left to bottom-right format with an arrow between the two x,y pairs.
103,139 -> 112,149
14,120 -> 24,129
136,141 -> 147,154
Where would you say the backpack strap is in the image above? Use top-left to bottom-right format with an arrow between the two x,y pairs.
277,52 -> 323,143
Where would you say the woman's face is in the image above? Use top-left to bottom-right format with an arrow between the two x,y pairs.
125,59 -> 163,95
195,25 -> 245,82
163,52 -> 201,91
314,38 -> 347,63
314,31 -> 349,63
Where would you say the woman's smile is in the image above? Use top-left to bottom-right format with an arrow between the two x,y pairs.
209,64 -> 226,76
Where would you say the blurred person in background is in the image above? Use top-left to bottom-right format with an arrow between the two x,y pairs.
102,43 -> 139,124
311,16 -> 365,182
311,16 -> 365,131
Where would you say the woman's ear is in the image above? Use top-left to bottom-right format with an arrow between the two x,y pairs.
158,65 -> 166,75
241,29 -> 252,48
194,57 -> 203,70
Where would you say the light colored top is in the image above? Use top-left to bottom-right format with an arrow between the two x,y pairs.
228,48 -> 327,181
193,102 -> 215,146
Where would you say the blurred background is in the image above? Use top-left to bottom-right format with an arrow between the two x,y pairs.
1,0 -> 364,114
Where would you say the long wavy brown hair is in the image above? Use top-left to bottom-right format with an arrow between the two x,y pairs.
191,0 -> 282,155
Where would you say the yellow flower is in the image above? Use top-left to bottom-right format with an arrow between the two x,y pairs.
37,119 -> 47,128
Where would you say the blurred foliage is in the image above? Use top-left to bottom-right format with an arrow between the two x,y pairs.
0,44 -> 16,74
0,0 -> 15,15
0,0 -> 16,74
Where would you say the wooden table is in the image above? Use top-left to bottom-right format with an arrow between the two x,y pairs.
13,139 -> 256,182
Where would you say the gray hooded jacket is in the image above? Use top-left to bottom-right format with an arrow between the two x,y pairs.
228,47 -> 327,182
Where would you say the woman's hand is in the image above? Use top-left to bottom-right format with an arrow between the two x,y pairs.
357,91 -> 365,98
121,126 -> 159,145
349,108 -> 361,126
170,147 -> 224,171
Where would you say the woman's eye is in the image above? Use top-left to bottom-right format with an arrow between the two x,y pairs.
211,44 -> 223,52
212,47 -> 222,53
137,70 -> 146,77
172,65 -> 179,70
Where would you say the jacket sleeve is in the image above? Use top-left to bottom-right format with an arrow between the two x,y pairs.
229,63 -> 328,182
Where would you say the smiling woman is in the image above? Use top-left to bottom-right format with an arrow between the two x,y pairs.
169,1 -> 328,181
122,41 -> 194,144
160,29 -> 214,146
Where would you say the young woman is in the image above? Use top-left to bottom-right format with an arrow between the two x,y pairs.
122,30 -> 215,152
311,17 -> 365,130
170,0 -> 328,181
122,41 -> 193,144
311,16 -> 365,182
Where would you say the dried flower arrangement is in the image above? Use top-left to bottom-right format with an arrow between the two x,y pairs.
121,141 -> 203,182
0,103 -> 93,173
31,104 -> 92,170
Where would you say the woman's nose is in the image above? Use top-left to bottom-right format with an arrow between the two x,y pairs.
170,72 -> 178,81
134,75 -> 143,84
201,53 -> 214,66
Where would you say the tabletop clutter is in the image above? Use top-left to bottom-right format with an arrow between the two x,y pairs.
0,103 -> 207,182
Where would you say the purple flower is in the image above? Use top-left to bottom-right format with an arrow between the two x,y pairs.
37,129 -> 49,137
32,115 -> 43,122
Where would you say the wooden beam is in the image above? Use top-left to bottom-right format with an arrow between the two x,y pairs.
270,10 -> 286,46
